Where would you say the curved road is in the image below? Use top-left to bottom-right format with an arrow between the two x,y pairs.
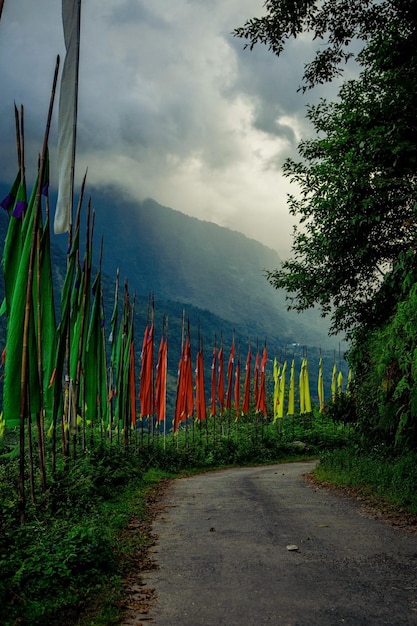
131,461 -> 417,625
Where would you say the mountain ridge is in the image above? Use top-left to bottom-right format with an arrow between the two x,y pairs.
0,180 -> 337,350
79,186 -> 334,349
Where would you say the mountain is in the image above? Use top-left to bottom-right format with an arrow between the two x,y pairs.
62,186 -> 334,349
0,181 -> 347,411
0,180 -> 337,352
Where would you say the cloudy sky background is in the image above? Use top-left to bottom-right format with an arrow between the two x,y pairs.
0,0 -> 352,257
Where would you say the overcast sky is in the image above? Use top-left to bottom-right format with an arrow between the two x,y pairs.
0,0 -> 348,258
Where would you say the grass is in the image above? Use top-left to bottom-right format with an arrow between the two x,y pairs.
0,442 -> 173,626
314,445 -> 417,514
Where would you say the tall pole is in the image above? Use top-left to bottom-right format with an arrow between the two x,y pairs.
19,57 -> 60,523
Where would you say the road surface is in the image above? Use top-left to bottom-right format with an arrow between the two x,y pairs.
124,461 -> 417,625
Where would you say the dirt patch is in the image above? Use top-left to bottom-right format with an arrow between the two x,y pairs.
119,478 -> 173,626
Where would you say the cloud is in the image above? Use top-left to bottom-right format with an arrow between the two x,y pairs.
0,0 -> 342,258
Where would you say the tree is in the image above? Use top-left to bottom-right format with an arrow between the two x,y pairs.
234,0 -> 417,336
233,0 -> 413,90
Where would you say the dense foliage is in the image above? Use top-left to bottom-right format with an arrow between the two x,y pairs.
350,265 -> 417,448
235,0 -> 417,448
236,0 -> 417,335
233,0 -> 416,91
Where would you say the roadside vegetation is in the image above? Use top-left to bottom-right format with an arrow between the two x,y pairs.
2,402 -> 417,626
0,408 -> 343,626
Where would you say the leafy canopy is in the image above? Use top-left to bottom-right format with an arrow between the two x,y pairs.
233,0 -> 414,90
234,0 -> 417,336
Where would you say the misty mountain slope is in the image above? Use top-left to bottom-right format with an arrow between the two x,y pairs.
0,179 -> 334,348
84,187 -> 332,347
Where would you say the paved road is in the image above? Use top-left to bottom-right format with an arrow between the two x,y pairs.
136,461 -> 417,625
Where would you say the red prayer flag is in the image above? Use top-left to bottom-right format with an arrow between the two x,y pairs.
195,348 -> 207,422
139,324 -> 154,418
210,344 -> 217,417
173,351 -> 184,433
256,346 -> 268,417
217,345 -> 224,414
254,349 -> 260,407
242,346 -> 251,414
173,337 -> 194,432
155,336 -> 167,425
234,352 -> 241,419
129,340 -> 136,426
184,338 -> 194,418
225,340 -> 235,410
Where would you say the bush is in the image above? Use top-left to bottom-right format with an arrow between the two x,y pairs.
315,446 -> 417,513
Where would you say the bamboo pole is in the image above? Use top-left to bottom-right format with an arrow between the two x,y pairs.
131,293 -> 138,451
59,171 -> 86,467
162,315 -> 168,450
97,236 -> 106,443
72,200 -> 92,458
148,294 -> 155,445
27,393 -> 35,504
13,104 -> 22,177
18,57 -> 60,523
107,268 -> 119,444
122,281 -> 130,449
12,103 -> 27,515
34,166 -> 47,492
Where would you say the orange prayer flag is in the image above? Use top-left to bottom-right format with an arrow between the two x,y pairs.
210,344 -> 217,417
234,351 -> 241,419
225,340 -> 235,410
242,346 -> 251,414
155,335 -> 167,425
217,345 -> 224,414
256,346 -> 268,417
139,324 -> 154,418
195,347 -> 207,422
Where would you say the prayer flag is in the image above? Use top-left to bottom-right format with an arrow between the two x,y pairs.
55,0 -> 81,233
242,346 -> 251,415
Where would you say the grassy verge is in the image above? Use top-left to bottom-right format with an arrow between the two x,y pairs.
0,443 -> 173,626
314,445 -> 417,514
75,467 -> 174,626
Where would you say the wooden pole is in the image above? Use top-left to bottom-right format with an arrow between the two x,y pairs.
18,57 -> 60,523
35,179 -> 47,492
108,268 -> 119,444
122,281 -> 130,449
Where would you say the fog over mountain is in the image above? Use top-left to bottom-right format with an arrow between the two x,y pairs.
62,186 -> 337,350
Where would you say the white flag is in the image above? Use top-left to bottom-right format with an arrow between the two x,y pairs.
55,0 -> 81,234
